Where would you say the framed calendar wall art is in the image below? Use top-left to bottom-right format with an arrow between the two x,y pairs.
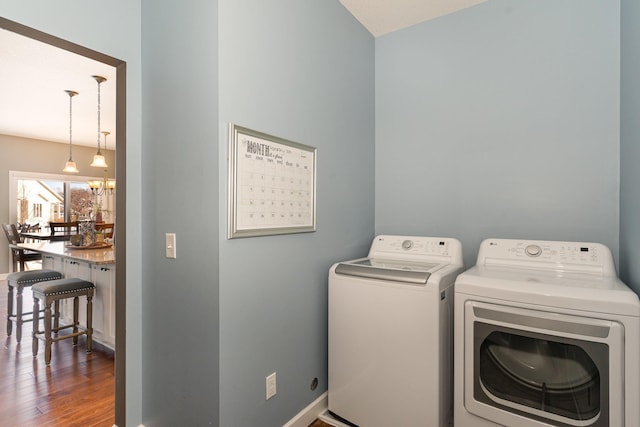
228,124 -> 317,239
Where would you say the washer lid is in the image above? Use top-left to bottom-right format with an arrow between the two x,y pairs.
335,258 -> 441,284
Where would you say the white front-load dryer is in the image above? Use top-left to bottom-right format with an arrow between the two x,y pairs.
327,235 -> 464,427
454,238 -> 640,427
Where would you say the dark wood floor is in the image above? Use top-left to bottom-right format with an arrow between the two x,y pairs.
309,420 -> 333,427
0,279 -> 115,427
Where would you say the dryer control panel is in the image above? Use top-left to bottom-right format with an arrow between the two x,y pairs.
369,235 -> 463,265
478,238 -> 616,276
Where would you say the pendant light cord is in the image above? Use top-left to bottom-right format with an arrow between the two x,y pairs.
69,93 -> 72,159
92,76 -> 107,155
68,91 -> 75,160
97,77 -> 101,153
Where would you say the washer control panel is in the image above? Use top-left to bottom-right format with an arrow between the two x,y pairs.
478,238 -> 616,274
368,235 -> 463,264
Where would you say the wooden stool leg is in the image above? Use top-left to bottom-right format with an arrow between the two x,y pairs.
72,296 -> 79,346
32,297 -> 39,357
86,293 -> 93,353
44,300 -> 53,366
16,284 -> 23,343
7,284 -> 13,336
53,300 -> 60,331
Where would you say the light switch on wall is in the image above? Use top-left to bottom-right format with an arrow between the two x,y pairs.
266,372 -> 276,400
166,233 -> 177,258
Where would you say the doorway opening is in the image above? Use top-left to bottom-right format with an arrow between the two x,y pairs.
0,17 -> 126,427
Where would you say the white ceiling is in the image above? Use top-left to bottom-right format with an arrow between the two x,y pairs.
0,27 -> 116,149
0,1 -> 484,149
339,0 -> 486,37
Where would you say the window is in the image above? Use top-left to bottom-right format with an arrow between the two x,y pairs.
10,171 -> 115,227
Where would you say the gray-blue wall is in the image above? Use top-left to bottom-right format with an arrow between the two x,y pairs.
217,1 -> 374,426
141,0 -> 220,425
620,0 -> 640,293
375,0 -> 621,268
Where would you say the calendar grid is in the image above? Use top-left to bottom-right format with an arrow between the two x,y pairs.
228,124 -> 316,239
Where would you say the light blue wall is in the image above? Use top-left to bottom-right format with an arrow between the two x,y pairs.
375,0 -> 621,268
218,1 -> 374,426
0,2 -> 144,425
620,0 -> 640,293
141,0 -> 219,425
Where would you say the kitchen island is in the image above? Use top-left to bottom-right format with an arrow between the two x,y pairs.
16,241 -> 116,349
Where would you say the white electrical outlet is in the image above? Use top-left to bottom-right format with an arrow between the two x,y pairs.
165,233 -> 177,258
266,372 -> 277,400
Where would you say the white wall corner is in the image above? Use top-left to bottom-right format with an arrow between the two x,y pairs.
283,392 -> 328,427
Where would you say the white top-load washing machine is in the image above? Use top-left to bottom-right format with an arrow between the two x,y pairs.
454,238 -> 640,427
328,235 -> 464,427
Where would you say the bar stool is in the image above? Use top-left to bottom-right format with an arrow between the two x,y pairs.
6,269 -> 64,343
32,278 -> 95,365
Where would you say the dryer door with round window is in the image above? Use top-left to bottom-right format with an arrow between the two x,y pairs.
464,301 -> 624,427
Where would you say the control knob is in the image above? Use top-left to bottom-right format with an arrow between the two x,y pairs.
525,244 -> 542,257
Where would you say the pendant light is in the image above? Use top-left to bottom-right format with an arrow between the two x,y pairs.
90,75 -> 108,168
88,131 -> 116,195
62,89 -> 79,173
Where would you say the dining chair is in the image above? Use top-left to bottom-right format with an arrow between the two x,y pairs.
2,223 -> 42,272
95,223 -> 115,239
48,221 -> 79,241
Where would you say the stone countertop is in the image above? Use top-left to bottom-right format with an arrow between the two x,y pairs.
17,241 -> 116,265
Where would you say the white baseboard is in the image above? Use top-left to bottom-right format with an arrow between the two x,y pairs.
115,396 -> 328,427
283,392 -> 328,427
119,401 -> 326,427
